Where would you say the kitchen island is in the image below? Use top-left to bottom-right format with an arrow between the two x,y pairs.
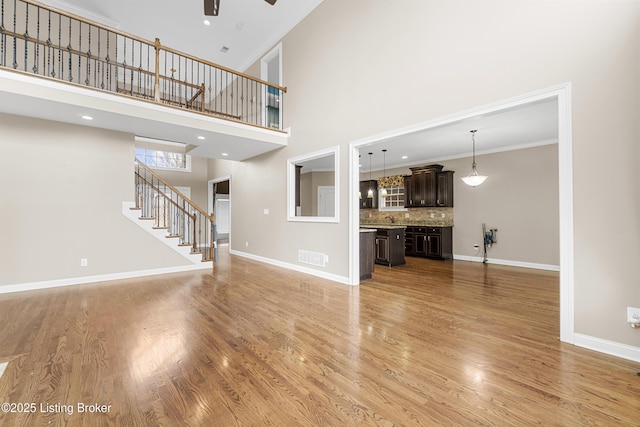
359,228 -> 376,280
360,225 -> 406,267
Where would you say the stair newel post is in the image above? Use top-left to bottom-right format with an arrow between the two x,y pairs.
192,212 -> 198,254
153,38 -> 161,103
214,213 -> 217,261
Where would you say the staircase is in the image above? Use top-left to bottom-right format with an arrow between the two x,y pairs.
124,160 -> 216,264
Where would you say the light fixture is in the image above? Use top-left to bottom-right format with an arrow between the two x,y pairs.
367,152 -> 374,199
203,19 -> 211,26
81,115 -> 93,121
380,149 -> 388,197
461,129 -> 488,187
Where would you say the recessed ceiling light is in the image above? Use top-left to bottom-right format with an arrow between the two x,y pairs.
81,115 -> 93,121
401,155 -> 408,159
222,153 -> 229,156
203,19 -> 211,26
197,136 -> 205,140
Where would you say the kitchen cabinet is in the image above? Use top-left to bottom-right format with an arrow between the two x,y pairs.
359,229 -> 376,280
403,175 -> 412,208
405,226 -> 453,260
404,165 -> 454,208
359,180 -> 378,209
375,228 -> 406,267
436,171 -> 455,207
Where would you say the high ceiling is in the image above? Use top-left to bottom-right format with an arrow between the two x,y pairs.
19,1 -> 558,166
41,0 -> 325,71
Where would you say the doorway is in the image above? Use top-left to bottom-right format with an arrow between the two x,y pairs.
209,176 -> 231,248
349,83 -> 573,344
261,43 -> 282,129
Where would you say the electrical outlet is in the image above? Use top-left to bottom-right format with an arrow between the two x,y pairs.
80,258 -> 88,267
627,307 -> 640,323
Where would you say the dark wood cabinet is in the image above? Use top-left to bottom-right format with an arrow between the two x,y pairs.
359,180 -> 378,209
405,226 -> 452,260
359,230 -> 375,280
436,171 -> 454,207
375,228 -> 406,267
404,165 -> 454,208
403,175 -> 412,208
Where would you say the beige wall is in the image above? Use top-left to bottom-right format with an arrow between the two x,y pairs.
154,156 -> 210,215
361,144 -> 560,266
0,113 -> 191,287
210,0 -> 639,348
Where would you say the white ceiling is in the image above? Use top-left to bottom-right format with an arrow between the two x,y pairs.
361,98 -> 559,171
40,0 -> 325,71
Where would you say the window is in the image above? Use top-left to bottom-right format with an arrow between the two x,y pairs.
380,185 -> 405,209
287,146 -> 339,223
378,175 -> 406,211
135,147 -> 191,171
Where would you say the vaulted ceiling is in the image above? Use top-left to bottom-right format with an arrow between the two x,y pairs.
40,0 -> 325,71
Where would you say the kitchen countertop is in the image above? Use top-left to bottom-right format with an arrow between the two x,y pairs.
361,223 -> 453,228
359,228 -> 378,233
360,224 -> 407,230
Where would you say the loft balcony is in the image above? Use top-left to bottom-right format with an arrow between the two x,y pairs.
0,0 -> 289,161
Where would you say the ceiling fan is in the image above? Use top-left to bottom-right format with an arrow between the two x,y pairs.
205,0 -> 277,16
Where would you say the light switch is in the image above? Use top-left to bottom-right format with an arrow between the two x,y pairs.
264,208 -> 269,215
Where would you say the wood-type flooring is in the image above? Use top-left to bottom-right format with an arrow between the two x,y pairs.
0,251 -> 638,426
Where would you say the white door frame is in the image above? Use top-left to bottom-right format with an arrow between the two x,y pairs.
349,83 -> 574,344
208,175 -> 232,244
260,43 -> 283,129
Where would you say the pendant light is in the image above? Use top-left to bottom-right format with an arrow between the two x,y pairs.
380,149 -> 388,197
461,129 -> 488,187
367,152 -> 374,199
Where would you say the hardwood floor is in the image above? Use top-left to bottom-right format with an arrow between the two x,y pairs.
0,251 -> 638,426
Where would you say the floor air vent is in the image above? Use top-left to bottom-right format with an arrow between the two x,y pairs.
298,250 -> 328,268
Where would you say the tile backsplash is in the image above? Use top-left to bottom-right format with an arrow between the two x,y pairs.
360,208 -> 454,227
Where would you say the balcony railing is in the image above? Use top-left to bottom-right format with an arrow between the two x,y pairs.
0,0 -> 286,130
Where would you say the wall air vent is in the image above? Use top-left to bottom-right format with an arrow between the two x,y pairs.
298,250 -> 328,268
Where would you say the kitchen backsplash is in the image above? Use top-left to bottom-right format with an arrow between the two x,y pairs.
360,208 -> 454,227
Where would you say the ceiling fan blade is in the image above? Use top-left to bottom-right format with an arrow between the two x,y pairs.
204,0 -> 220,16
264,0 -> 277,5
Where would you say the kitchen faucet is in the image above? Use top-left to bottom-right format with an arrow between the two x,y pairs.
385,215 -> 395,223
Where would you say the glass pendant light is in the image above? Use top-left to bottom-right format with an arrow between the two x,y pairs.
380,149 -> 388,197
367,152 -> 374,199
461,129 -> 488,187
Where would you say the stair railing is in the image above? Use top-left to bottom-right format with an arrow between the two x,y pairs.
134,160 -> 215,262
0,0 -> 287,130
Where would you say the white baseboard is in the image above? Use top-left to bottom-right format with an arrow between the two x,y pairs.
0,263 -> 211,295
574,333 -> 640,363
454,254 -> 560,271
229,249 -> 352,286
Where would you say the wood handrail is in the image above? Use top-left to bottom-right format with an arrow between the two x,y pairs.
6,32 -> 203,91
136,162 -> 213,222
134,172 -> 197,220
23,0 -> 286,93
